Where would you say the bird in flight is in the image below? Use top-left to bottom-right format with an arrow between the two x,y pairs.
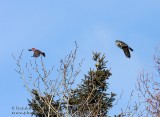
115,40 -> 133,58
28,48 -> 45,58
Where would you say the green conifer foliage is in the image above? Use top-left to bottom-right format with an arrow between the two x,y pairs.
69,52 -> 116,117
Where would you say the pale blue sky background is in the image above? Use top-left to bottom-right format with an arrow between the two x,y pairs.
0,0 -> 160,116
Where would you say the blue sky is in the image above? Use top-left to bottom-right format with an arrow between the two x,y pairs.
0,0 -> 160,116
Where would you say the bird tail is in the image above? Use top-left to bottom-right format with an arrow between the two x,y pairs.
129,47 -> 133,51
41,52 -> 45,57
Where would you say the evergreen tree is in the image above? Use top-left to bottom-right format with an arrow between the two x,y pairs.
69,52 -> 116,117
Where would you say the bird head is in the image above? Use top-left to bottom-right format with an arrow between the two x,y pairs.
115,40 -> 120,46
28,48 -> 36,51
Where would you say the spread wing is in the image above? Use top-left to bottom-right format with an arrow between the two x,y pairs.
41,52 -> 45,57
122,47 -> 131,58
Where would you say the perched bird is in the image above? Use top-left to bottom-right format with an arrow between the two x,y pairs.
28,48 -> 45,58
115,40 -> 133,58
